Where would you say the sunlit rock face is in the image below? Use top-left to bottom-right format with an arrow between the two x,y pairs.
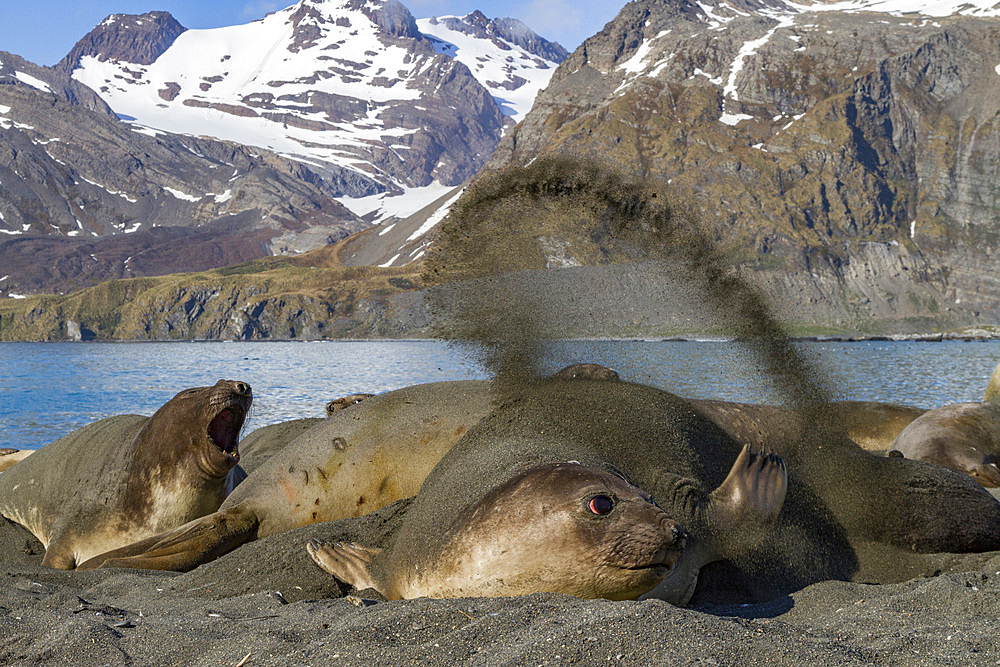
488,0 -> 1000,332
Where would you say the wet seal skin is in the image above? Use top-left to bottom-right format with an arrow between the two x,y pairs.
0,380 -> 251,569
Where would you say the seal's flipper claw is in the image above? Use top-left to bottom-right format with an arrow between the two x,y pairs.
307,541 -> 384,594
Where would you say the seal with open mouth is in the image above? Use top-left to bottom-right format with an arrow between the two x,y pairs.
308,462 -> 687,600
0,379 -> 251,569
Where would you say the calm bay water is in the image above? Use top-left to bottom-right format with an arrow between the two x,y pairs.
1,339 -> 998,450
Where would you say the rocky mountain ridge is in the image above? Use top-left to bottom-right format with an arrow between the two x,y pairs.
66,0 -> 565,220
484,0 -> 1000,332
0,57 -> 364,297
0,1 -> 565,298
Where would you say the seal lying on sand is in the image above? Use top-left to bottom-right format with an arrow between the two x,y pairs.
0,449 -> 33,473
308,461 -> 693,600
308,380 -> 787,604
889,361 -> 1000,487
0,380 -> 251,569
81,377 -> 1000,603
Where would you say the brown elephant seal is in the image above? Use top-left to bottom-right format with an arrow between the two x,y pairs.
0,449 -> 33,473
986,360 -> 1000,402
78,380 -> 499,571
889,400 -> 1000,487
326,394 -> 377,417
235,418 -> 325,478
552,363 -> 619,381
0,380 -> 251,569
308,461 -> 691,600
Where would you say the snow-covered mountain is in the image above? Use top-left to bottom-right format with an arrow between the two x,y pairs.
64,0 -> 566,222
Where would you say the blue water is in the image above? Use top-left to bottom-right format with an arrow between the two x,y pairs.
1,339 -> 998,450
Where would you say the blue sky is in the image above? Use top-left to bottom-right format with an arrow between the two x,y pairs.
0,0 -> 624,67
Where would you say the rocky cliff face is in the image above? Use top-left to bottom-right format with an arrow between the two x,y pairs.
487,0 -> 1000,332
0,60 -> 363,297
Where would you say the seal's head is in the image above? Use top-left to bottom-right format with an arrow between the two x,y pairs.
393,461 -> 686,600
143,379 -> 252,478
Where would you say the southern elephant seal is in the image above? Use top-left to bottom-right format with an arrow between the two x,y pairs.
889,360 -> 1000,487
0,380 -> 251,569
80,377 -> 1000,604
0,449 -> 33,473
308,462 -> 693,600
78,380 -> 499,571
889,400 -> 1000,487
309,444 -> 784,602
326,394 -> 376,416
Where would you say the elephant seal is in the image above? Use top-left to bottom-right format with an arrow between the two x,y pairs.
326,394 -> 376,416
235,418 -> 325,478
80,378 -> 1000,605
889,361 -> 1000,487
889,400 -> 1000,487
329,379 -> 1000,605
308,462 -> 690,600
0,380 -> 251,569
0,449 -> 33,473
986,360 -> 1000,402
78,380 -> 499,571
552,363 -> 619,381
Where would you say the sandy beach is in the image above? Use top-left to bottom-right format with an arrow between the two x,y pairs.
4,496 -> 1000,666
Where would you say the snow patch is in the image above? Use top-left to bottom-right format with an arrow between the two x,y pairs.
378,253 -> 401,268
417,16 -> 562,123
164,187 -> 202,202
338,181 -> 455,222
406,188 -> 465,242
13,71 -> 52,93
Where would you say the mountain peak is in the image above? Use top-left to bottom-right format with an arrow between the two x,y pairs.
56,11 -> 185,72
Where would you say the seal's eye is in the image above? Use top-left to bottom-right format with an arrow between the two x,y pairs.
588,495 -> 614,515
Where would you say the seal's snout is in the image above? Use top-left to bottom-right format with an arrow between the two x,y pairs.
233,382 -> 251,397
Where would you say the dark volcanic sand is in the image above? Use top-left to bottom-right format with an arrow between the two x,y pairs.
4,504 -> 1000,666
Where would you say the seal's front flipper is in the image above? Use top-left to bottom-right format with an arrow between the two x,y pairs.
307,539 -> 384,594
644,445 -> 788,606
711,444 -> 788,522
77,505 -> 260,571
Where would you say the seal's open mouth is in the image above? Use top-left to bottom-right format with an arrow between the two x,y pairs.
208,406 -> 246,456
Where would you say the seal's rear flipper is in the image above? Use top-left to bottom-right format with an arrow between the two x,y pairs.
307,539 -> 384,594
76,505 -> 260,571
